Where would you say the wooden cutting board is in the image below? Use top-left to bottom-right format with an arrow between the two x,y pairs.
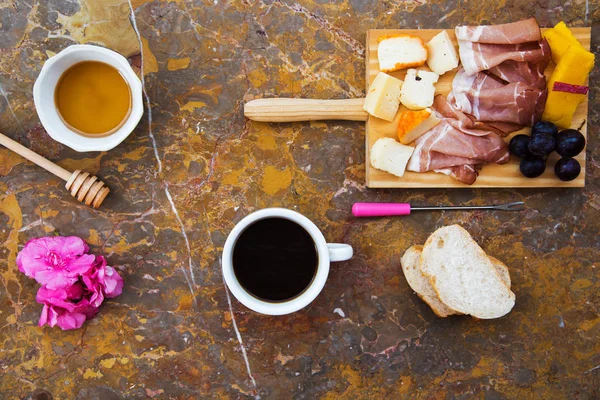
365,28 -> 591,188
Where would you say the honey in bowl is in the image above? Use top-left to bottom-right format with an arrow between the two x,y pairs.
55,61 -> 131,136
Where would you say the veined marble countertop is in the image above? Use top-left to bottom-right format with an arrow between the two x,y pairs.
0,1 -> 599,398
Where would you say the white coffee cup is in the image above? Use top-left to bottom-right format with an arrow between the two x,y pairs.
222,208 -> 353,315
33,44 -> 144,152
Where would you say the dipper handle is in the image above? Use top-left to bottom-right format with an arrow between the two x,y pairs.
0,131 -> 72,181
0,132 -> 109,208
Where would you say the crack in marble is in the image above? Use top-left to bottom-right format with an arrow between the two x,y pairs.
46,33 -> 78,42
128,0 -> 197,303
222,273 -> 259,397
188,2 -> 260,388
163,182 -> 196,287
18,218 -> 55,232
127,4 -> 256,392
127,0 -> 162,175
584,364 -> 600,374
0,84 -> 23,132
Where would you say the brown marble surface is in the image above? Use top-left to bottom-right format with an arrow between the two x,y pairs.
1,1 -> 599,399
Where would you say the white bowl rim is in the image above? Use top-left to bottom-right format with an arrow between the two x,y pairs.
33,44 -> 144,152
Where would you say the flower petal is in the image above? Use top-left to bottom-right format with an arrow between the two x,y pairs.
39,305 -> 59,328
16,241 -> 51,278
102,266 -> 124,298
57,236 -> 89,258
38,305 -> 49,327
65,254 -> 95,276
56,311 -> 87,330
34,270 -> 76,290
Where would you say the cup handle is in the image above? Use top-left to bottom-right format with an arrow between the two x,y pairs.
327,243 -> 353,262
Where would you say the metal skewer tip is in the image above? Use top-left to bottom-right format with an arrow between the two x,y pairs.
492,201 -> 525,211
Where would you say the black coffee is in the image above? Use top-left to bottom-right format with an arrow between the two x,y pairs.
232,217 -> 318,302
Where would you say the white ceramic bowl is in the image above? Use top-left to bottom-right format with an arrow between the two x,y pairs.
33,44 -> 144,152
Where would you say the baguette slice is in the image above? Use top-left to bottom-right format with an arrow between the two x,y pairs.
420,225 -> 516,319
401,246 -> 512,317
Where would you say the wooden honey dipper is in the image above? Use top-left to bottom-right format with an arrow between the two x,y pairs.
0,132 -> 110,208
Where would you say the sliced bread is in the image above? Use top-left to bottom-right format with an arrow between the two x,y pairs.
401,246 -> 512,317
489,256 -> 511,289
401,245 -> 456,317
420,225 -> 516,319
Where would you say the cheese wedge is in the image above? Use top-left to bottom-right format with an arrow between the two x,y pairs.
400,69 -> 439,110
363,72 -> 403,121
378,34 -> 427,72
426,31 -> 460,75
370,137 -> 414,178
397,108 -> 442,144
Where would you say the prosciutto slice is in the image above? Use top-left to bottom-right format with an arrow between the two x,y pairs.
458,40 -> 549,76
407,96 -> 509,184
456,18 -> 549,76
434,165 -> 480,186
485,39 -> 550,93
455,18 -> 541,44
449,68 -> 547,126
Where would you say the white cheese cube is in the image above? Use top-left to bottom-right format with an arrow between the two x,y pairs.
426,31 -> 460,75
400,69 -> 439,110
378,35 -> 428,72
370,137 -> 414,178
363,72 -> 404,121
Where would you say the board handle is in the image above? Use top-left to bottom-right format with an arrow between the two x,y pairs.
244,98 -> 368,122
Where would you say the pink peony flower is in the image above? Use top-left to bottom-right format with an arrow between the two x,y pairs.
33,254 -> 124,330
17,236 -> 125,330
17,236 -> 96,290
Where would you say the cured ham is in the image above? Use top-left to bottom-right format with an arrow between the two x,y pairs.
448,68 -> 547,126
458,40 -> 549,76
456,18 -> 549,76
407,96 -> 509,184
434,165 -> 480,186
455,18 -> 541,44
487,51 -> 550,91
434,92 -> 522,136
451,18 -> 550,130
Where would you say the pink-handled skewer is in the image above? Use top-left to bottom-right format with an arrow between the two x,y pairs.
352,202 -> 525,217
